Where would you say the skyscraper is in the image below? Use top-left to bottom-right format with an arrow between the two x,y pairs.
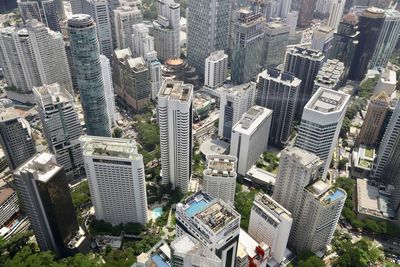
14,152 -> 79,256
68,14 -> 111,137
33,83 -> 83,176
187,0 -> 231,76
80,136 -> 148,225
158,80 -> 193,192
131,23 -> 154,58
153,0 -> 180,61
327,0 -> 346,30
296,88 -> 350,179
204,51 -> 228,89
230,106 -> 272,176
203,155 -> 237,206
231,7 -> 265,84
18,0 -> 62,32
256,68 -> 301,148
114,5 -> 143,49
262,21 -> 290,68
218,82 -> 256,140
312,59 -> 345,94
284,45 -> 324,118
100,55 -> 117,126
348,7 -> 385,82
298,0 -> 317,27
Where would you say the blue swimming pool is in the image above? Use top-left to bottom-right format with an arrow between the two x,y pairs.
325,190 -> 345,202
185,200 -> 209,217
152,207 -> 164,219
151,254 -> 170,267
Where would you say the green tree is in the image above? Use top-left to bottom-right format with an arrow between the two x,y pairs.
297,251 -> 324,267
113,127 -> 123,138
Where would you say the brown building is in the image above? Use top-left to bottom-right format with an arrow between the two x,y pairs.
162,58 -> 200,90
298,0 -> 317,27
357,91 -> 390,147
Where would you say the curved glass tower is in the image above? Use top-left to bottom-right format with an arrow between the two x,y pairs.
67,14 -> 111,137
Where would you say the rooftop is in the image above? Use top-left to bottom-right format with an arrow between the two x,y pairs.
171,234 -> 221,263
233,106 -> 272,134
196,200 -> 240,233
159,80 -> 193,102
0,107 -> 18,122
199,139 -> 230,157
282,147 -> 323,168
33,83 -> 72,107
307,88 -> 350,113
68,14 -> 95,28
259,68 -> 301,87
222,82 -> 256,97
204,155 -> 237,178
180,191 -> 214,218
287,45 -> 325,60
207,50 -> 228,62
0,187 -> 15,205
314,59 -> 345,86
306,180 -> 347,206
80,136 -> 140,160
136,240 -> 171,267
17,152 -> 61,183
255,193 -> 292,219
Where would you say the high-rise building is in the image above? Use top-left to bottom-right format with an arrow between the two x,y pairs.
298,0 -> 317,27
153,0 -> 180,61
311,26 -> 334,54
284,45 -> 324,118
112,48 -> 150,111
0,107 -> 36,171
231,8 -> 265,84
204,51 -> 228,89
68,14 -> 111,137
291,180 -> 346,253
256,68 -> 301,148
218,82 -> 256,140
14,152 -> 79,256
280,0 -> 292,18
357,92 -> 390,147
296,88 -> 350,179
147,57 -> 163,100
262,21 -> 290,68
175,191 -> 241,267
18,0 -> 62,32
33,84 -> 83,176
248,193 -> 292,264
158,80 -> 193,192
369,9 -> 400,70
230,106 -> 272,176
312,59 -> 345,94
80,136 -> 148,225
27,20 -> 73,94
287,11 -> 298,35
187,0 -> 231,76
114,5 -> 143,49
327,0 -> 346,30
348,7 -> 385,82
203,155 -> 237,206
100,55 -> 117,126
328,13 -> 359,80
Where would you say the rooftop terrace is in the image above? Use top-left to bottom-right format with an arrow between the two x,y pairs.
196,201 -> 239,233
205,155 -> 237,177
307,88 -> 349,113
81,136 -> 140,160
159,80 -> 192,102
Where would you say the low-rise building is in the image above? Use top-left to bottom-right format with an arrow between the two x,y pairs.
0,186 -> 19,227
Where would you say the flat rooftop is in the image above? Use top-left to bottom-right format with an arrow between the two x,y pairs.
171,234 -> 221,263
81,136 -> 140,160
307,88 -> 350,113
196,201 -> 239,233
282,146 -> 322,168
159,80 -> 193,102
207,50 -> 227,62
255,193 -> 291,218
287,45 -> 324,60
181,192 -> 214,218
0,107 -> 18,122
34,83 -> 72,106
205,155 -> 237,177
200,139 -> 230,157
0,187 -> 15,205
307,180 -> 347,206
223,82 -> 256,97
18,153 -> 61,183
259,68 -> 301,87
234,106 -> 272,134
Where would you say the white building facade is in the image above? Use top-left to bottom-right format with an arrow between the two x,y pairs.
204,50 -> 228,89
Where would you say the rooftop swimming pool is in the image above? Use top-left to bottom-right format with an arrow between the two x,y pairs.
184,199 -> 209,217
151,254 -> 170,267
325,190 -> 345,202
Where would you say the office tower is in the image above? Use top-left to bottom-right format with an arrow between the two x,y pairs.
171,234 -> 224,267
14,153 -> 79,256
372,100 -> 400,184
68,14 -> 111,137
248,193 -> 292,264
328,13 -> 359,79
131,23 -> 154,58
0,27 -> 41,96
204,51 -> 228,89
114,5 -> 143,49
153,0 -> 180,61
27,20 -> 73,94
284,45 -> 324,118
358,92 -> 390,147
158,81 -> 193,192
0,108 -> 36,171
113,48 -> 150,111
312,59 -> 345,94
262,21 -> 290,68
100,55 -> 117,126
230,106 -> 272,176
148,57 -> 163,100
176,192 -> 241,267
296,88 -> 350,179
369,9 -> 400,70
203,155 -> 237,206
298,0 -> 317,27
311,26 -> 334,54
33,84 -> 83,176
18,0 -> 62,32
291,180 -> 346,253
256,68 -> 301,148
218,82 -> 256,140
287,11 -> 298,35
80,136 -> 148,225
374,68 -> 397,97
0,186 -> 19,227
273,147 -> 323,216
187,0 -> 231,76
327,0 -> 346,30
231,8 -> 265,84
280,0 -> 292,18
348,7 -> 385,82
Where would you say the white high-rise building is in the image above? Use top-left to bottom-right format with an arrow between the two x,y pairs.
153,0 -> 180,61
230,106 -> 272,176
204,51 -> 228,89
218,82 -> 256,140
175,191 -> 241,267
114,5 -> 143,49
287,11 -> 298,35
100,55 -> 117,126
327,0 -> 346,31
280,0 -> 292,18
33,83 -> 83,176
203,154 -> 237,206
158,80 -> 193,192
132,23 -> 154,59
27,20 -> 73,95
80,136 -> 148,225
248,193 -> 292,264
296,88 -> 350,179
148,58 -> 163,100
